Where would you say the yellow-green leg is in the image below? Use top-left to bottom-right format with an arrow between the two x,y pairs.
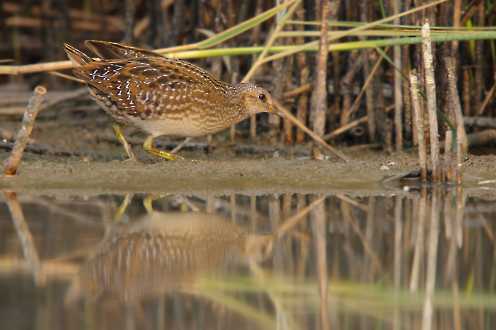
113,193 -> 133,222
143,136 -> 182,161
142,194 -> 197,214
143,194 -> 155,213
112,124 -> 136,160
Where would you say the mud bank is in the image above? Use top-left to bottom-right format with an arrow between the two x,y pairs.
1,151 -> 495,196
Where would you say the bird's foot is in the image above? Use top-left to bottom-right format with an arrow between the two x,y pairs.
147,148 -> 184,161
143,136 -> 184,161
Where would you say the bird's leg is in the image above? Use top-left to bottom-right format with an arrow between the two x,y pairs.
113,193 -> 133,222
143,136 -> 182,160
143,194 -> 155,213
112,124 -> 136,160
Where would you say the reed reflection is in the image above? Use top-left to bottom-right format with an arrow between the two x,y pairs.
2,189 -> 496,330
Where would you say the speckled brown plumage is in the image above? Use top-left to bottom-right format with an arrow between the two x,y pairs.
65,41 -> 275,141
64,212 -> 273,303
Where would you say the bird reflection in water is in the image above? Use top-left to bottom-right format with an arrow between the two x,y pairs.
65,211 -> 273,305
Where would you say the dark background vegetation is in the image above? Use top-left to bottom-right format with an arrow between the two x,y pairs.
1,0 -> 495,153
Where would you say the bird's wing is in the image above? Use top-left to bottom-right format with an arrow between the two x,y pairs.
74,57 -> 230,120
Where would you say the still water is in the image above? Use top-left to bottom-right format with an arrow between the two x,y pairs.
1,189 -> 495,329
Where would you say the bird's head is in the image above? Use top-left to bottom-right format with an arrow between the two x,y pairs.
235,83 -> 276,116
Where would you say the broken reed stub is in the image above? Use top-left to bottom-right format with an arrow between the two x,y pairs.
3,85 -> 47,176
409,70 -> 428,182
421,22 -> 441,182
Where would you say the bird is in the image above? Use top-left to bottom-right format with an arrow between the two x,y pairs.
64,40 -> 276,161
64,211 -> 273,304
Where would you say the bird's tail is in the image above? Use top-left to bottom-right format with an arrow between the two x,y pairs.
64,43 -> 93,66
84,40 -> 162,59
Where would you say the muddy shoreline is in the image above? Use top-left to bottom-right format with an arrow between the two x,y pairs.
1,150 -> 495,196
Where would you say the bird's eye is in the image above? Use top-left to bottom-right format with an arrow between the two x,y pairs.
258,94 -> 266,102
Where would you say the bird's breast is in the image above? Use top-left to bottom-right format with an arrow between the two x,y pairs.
130,116 -> 207,137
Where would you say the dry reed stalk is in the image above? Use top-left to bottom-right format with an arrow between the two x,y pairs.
444,130 -> 455,181
284,83 -> 311,99
48,71 -> 85,83
282,30 -> 295,144
467,129 -> 496,146
3,86 -> 47,176
360,2 -> 376,142
310,0 -> 330,159
375,53 -> 389,148
4,16 -> 122,33
421,23 -> 441,182
445,57 -> 468,183
476,81 -> 496,116
242,0 -> 299,143
249,0 -> 264,140
208,8 -> 224,146
473,2 -> 485,113
462,69 -> 471,116
410,71 -> 427,182
274,100 -> 349,161
339,52 -> 384,124
403,52 -> 414,144
340,53 -> 361,126
0,60 -> 73,75
463,116 -> 496,128
271,58 -> 285,142
242,0 -> 300,82
124,0 -> 136,43
250,0 -> 264,46
323,104 -> 394,140
0,88 -> 87,115
173,0 -> 186,45
452,0 -> 462,54
228,0 -> 241,143
4,191 -> 45,285
384,119 -> 394,153
393,0 -> 403,151
3,2 -> 123,28
295,9 -> 310,144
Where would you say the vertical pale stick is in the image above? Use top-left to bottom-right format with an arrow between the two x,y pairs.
4,85 -> 46,176
410,71 -> 427,182
393,0 -> 403,151
421,23 -> 441,182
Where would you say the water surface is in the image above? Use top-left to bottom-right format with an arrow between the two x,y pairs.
1,189 -> 495,330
